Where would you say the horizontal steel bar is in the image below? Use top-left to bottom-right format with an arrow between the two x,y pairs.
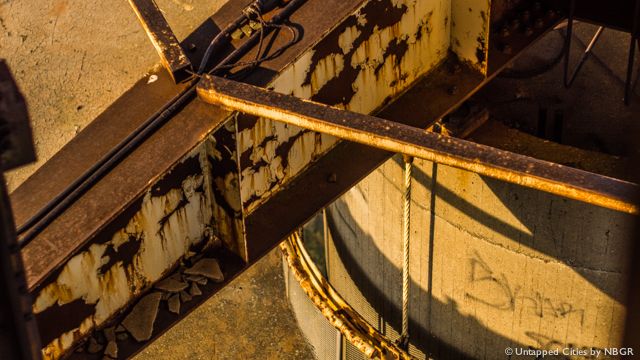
128,0 -> 193,83
197,75 -> 639,215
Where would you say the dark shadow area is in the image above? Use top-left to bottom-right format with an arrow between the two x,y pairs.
320,154 -> 632,359
393,155 -> 631,304
326,207 -> 519,359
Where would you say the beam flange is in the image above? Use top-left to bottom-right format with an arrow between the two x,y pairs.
197,75 -> 639,215
127,0 -> 193,83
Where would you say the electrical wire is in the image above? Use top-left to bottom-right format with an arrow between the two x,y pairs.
17,0 -> 305,248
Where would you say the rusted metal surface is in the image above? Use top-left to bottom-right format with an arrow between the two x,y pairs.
9,0 -> 558,357
281,233 -> 414,360
30,143 -> 230,359
236,0 -> 459,217
487,1 -> 563,75
10,0 -> 367,357
451,0 -> 491,74
127,0 -> 193,83
63,248 -> 244,360
198,75 -> 639,214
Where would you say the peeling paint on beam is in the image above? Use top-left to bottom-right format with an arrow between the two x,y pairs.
32,147 -> 221,359
238,0 -> 457,216
20,0 -> 370,357
451,0 -> 491,74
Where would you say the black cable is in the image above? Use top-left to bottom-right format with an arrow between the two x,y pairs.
15,83 -> 197,236
17,0 -> 306,248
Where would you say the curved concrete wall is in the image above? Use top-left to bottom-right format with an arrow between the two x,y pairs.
315,155 -> 634,359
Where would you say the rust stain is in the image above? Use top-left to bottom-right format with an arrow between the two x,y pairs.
32,148 -> 221,358
239,0 -> 453,215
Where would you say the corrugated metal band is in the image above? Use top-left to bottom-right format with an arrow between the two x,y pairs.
281,232 -> 416,360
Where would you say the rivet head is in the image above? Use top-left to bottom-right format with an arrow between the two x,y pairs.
510,18 -> 521,30
525,26 -> 534,37
533,2 -> 542,11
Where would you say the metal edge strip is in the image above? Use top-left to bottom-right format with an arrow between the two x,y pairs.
281,232 -> 416,360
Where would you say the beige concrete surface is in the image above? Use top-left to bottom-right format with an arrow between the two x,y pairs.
0,0 -> 225,190
135,249 -> 314,360
0,1 -> 314,358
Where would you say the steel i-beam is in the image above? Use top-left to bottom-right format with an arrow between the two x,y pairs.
10,0 -> 564,358
197,75 -> 638,215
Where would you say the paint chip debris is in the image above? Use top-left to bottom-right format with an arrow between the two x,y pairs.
104,327 -> 116,342
104,341 -> 118,359
184,258 -> 224,282
185,275 -> 208,285
87,337 -> 103,354
147,74 -> 158,84
189,282 -> 202,296
155,276 -> 189,293
180,290 -> 192,303
122,292 -> 162,342
168,294 -> 181,314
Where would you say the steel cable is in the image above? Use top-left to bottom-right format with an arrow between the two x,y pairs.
400,154 -> 413,347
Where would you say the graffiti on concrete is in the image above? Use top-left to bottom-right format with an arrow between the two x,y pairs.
465,250 -> 585,325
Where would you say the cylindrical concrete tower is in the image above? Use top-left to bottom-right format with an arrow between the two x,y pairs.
286,154 -> 634,359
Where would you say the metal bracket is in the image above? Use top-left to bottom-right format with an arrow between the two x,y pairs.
127,0 -> 193,83
197,75 -> 639,215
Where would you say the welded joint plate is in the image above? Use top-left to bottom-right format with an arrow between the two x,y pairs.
128,0 -> 193,83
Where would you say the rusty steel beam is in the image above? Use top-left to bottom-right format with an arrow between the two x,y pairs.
11,0 -> 375,358
127,0 -> 193,83
11,1 -> 562,358
198,75 -> 639,214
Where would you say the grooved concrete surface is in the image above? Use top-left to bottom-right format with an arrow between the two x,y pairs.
0,1 -> 314,358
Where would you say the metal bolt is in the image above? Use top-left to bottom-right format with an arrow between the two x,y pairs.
533,2 -> 542,11
524,26 -> 534,37
447,85 -> 458,96
500,26 -> 510,38
534,18 -> 545,29
449,63 -> 462,74
327,173 -> 337,183
510,18 -> 521,31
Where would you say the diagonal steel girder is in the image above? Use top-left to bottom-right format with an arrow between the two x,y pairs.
197,75 -> 638,215
10,0 -> 566,358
